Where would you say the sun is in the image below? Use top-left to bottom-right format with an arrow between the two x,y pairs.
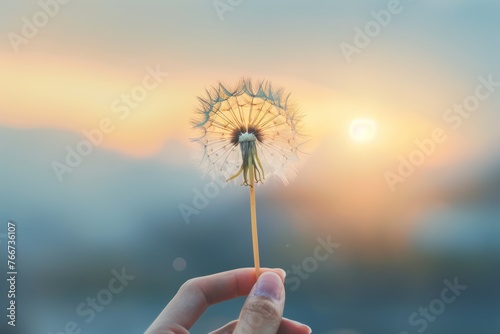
349,118 -> 377,142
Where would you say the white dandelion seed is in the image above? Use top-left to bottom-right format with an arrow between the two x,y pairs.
192,79 -> 306,186
191,79 -> 307,278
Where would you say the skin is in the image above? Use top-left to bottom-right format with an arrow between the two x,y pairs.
145,268 -> 311,334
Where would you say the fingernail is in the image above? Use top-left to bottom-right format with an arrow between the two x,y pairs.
253,272 -> 283,301
274,268 -> 286,280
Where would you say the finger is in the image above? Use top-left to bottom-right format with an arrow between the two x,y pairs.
277,318 -> 312,334
234,272 -> 285,334
211,318 -> 311,334
209,319 -> 237,334
145,268 -> 284,333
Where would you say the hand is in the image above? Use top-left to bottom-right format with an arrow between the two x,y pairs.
145,268 -> 312,334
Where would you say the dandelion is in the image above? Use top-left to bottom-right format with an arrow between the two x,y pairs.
192,79 -> 306,277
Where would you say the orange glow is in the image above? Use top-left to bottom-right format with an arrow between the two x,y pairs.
0,50 -> 467,164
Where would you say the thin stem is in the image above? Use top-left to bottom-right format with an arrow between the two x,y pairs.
249,163 -> 261,279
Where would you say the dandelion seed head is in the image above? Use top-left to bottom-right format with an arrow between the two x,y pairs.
192,79 -> 306,186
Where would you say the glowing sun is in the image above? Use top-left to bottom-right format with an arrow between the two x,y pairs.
349,118 -> 377,142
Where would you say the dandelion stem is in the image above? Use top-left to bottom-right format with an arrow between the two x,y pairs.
249,162 -> 261,279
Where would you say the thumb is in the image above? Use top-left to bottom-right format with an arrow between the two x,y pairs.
234,271 -> 286,334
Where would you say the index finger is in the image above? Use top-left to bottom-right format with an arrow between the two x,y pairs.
145,267 -> 285,333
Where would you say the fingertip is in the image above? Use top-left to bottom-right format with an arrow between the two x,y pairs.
289,320 -> 312,333
270,268 -> 286,282
256,267 -> 286,283
253,271 -> 284,301
278,318 -> 312,334
235,271 -> 285,333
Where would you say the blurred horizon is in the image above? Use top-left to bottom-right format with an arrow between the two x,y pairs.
1,1 -> 499,333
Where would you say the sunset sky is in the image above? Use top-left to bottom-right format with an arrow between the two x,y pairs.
2,1 -> 499,154
2,0 -> 499,231
1,1 -> 499,333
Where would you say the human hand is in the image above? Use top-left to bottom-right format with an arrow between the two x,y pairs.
145,268 -> 312,334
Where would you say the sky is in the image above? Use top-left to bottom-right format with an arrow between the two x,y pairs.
1,1 -> 499,333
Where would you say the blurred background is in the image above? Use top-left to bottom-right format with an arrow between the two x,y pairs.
1,1 -> 499,333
